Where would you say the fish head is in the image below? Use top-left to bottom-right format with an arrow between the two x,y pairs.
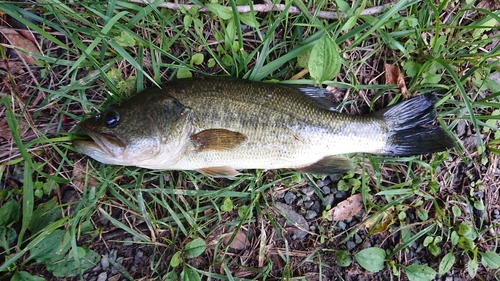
74,92 -> 192,168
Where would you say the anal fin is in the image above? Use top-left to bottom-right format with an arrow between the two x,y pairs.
197,166 -> 240,178
296,156 -> 353,175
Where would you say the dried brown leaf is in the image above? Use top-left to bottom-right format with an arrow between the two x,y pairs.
72,162 -> 99,191
363,209 -> 393,234
222,229 -> 248,250
329,193 -> 363,221
0,27 -> 40,65
384,63 -> 408,98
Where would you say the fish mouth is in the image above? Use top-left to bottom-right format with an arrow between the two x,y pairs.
74,124 -> 126,158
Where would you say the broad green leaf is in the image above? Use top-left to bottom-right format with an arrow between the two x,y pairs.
164,271 -> 178,280
238,205 -> 250,219
181,267 -> 201,281
467,257 -> 478,278
0,200 -> 20,226
28,197 -> 62,234
29,229 -> 67,263
114,31 -> 135,47
221,197 -> 233,212
438,253 -> 455,275
46,248 -> 100,277
355,247 -> 386,272
450,231 -> 459,246
423,236 -> 434,247
428,243 -> 441,256
177,69 -> 192,79
239,13 -> 259,28
404,264 -> 437,281
458,237 -> 475,251
297,49 -> 311,69
403,61 -> 421,77
170,251 -> 181,267
185,238 -> 206,259
335,0 -> 350,12
0,226 -> 17,251
417,209 -> 428,221
205,4 -> 233,20
335,250 -> 351,267
190,53 -> 204,66
308,36 -> 341,85
480,251 -> 500,269
11,271 -> 46,281
451,205 -> 461,217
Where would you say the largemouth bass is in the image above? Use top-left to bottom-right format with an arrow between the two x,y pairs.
74,77 -> 455,177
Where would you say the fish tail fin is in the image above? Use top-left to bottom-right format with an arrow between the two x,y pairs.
380,93 -> 455,156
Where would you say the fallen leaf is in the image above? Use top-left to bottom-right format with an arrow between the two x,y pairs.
384,63 -> 408,98
222,229 -> 248,250
0,27 -> 40,65
363,209 -> 393,234
72,162 -> 99,191
329,193 -> 363,221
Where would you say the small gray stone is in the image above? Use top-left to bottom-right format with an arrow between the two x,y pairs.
109,249 -> 118,260
123,238 -> 133,246
101,256 -> 110,270
337,221 -> 347,230
305,210 -> 317,220
445,277 -> 453,281
304,200 -> 314,209
284,191 -> 297,204
330,174 -> 342,182
354,234 -> 362,244
296,198 -> 304,206
97,272 -> 107,281
311,201 -> 321,213
302,186 -> 315,197
346,241 -> 356,251
323,194 -> 334,207
322,186 -> 331,194
316,180 -> 325,188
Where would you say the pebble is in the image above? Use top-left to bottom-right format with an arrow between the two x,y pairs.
346,241 -> 356,251
492,209 -> 500,219
330,174 -> 342,182
322,186 -> 331,194
305,210 -> 317,220
123,238 -> 133,246
101,256 -> 109,270
284,191 -> 297,204
323,194 -> 334,207
296,199 -> 304,207
302,186 -> 315,197
354,234 -> 362,244
97,272 -> 107,281
337,221 -> 347,230
316,180 -> 325,188
311,201 -> 321,213
335,191 -> 345,199
304,200 -> 314,209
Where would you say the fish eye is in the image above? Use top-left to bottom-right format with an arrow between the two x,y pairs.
103,110 -> 120,128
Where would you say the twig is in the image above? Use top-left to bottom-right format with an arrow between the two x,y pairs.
129,0 -> 394,20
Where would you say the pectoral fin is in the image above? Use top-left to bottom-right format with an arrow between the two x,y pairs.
197,166 -> 240,177
296,156 -> 353,175
190,129 -> 247,152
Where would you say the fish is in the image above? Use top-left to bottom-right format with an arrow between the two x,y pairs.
73,76 -> 455,177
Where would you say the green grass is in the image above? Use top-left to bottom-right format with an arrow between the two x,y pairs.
1,0 -> 500,280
